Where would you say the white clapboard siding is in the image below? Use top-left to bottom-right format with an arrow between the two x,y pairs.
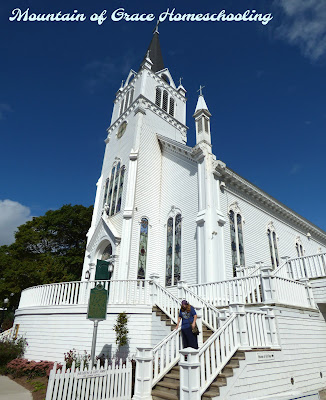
221,190 -> 326,281
46,359 -> 132,400
218,307 -> 326,399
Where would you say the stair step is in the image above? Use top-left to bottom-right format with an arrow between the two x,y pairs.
210,379 -> 227,388
156,381 -> 179,391
171,366 -> 180,371
224,360 -> 239,368
219,369 -> 233,378
202,388 -> 220,398
213,376 -> 227,385
165,372 -> 180,380
152,389 -> 178,400
231,354 -> 245,360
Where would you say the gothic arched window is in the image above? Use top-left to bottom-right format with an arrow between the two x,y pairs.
119,87 -> 134,116
103,162 -> 125,217
166,213 -> 182,286
267,224 -> 279,269
296,238 -> 305,257
229,205 -> 245,276
137,218 -> 149,279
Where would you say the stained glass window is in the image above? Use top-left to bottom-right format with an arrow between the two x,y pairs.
116,166 -> 125,213
166,217 -> 174,286
229,209 -> 245,276
174,214 -> 182,284
137,218 -> 149,279
103,162 -> 125,217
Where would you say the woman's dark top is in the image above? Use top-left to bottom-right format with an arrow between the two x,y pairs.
179,306 -> 196,330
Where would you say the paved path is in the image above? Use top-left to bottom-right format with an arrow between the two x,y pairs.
0,376 -> 32,400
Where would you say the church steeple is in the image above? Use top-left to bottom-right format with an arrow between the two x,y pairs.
140,23 -> 164,73
193,86 -> 212,145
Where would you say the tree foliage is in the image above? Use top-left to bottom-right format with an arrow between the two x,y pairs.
0,204 -> 93,312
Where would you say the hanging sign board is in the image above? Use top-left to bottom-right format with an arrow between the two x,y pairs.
87,284 -> 108,321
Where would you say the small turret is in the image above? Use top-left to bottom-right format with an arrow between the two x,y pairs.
193,86 -> 212,145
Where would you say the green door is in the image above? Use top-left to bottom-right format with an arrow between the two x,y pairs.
95,260 -> 110,280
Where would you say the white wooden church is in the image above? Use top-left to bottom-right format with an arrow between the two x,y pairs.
8,28 -> 326,399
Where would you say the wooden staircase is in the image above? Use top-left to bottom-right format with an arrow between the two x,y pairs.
152,306 -> 245,399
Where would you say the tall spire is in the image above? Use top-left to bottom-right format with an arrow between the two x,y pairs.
140,24 -> 164,73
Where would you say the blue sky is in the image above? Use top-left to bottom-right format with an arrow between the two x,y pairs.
1,0 -> 326,244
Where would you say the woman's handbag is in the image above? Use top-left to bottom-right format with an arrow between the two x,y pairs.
192,324 -> 199,335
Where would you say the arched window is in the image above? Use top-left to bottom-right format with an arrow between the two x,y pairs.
229,204 -> 245,276
267,223 -> 279,269
101,244 -> 112,261
155,87 -> 162,107
103,162 -> 126,217
296,237 -> 305,257
137,218 -> 149,279
119,87 -> 134,116
166,213 -> 182,286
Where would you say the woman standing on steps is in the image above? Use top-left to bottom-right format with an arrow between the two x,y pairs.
175,300 -> 198,349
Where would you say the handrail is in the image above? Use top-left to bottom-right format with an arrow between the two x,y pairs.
273,253 -> 326,280
182,286 -> 220,331
198,314 -> 238,394
188,274 -> 262,307
0,327 -> 13,341
153,282 -> 180,323
18,279 -> 152,308
152,327 -> 181,386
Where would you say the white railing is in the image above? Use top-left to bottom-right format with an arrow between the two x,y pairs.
179,285 -> 220,331
236,263 -> 262,278
274,253 -> 326,280
198,313 -> 239,394
153,281 -> 180,323
19,280 -> 152,309
0,327 -> 13,341
179,306 -> 279,398
152,327 -> 181,386
188,275 -> 262,307
46,359 -> 132,400
273,276 -> 312,308
246,310 -> 269,348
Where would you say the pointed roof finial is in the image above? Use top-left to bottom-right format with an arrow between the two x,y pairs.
197,85 -> 205,97
140,25 -> 164,73
179,77 -> 183,86
153,20 -> 160,34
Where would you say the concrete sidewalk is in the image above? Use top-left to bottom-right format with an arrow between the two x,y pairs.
0,376 -> 32,400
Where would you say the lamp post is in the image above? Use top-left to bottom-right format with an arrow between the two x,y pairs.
0,298 -> 9,333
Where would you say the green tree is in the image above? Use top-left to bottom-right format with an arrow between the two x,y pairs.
0,204 -> 93,312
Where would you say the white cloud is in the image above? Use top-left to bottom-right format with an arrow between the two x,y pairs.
0,200 -> 32,245
289,163 -> 302,175
275,0 -> 326,61
0,103 -> 13,120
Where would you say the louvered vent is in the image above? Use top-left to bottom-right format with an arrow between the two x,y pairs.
169,98 -> 174,117
198,118 -> 203,133
162,90 -> 168,112
155,88 -> 161,107
204,118 -> 209,132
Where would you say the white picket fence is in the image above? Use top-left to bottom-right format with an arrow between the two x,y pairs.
274,253 -> 326,280
19,279 -> 151,308
0,327 -> 13,341
45,359 -> 132,400
188,275 -> 262,307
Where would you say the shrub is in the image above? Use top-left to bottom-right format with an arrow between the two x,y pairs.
6,358 -> 59,378
6,358 -> 62,378
113,312 -> 129,348
64,349 -> 90,369
0,337 -> 27,367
